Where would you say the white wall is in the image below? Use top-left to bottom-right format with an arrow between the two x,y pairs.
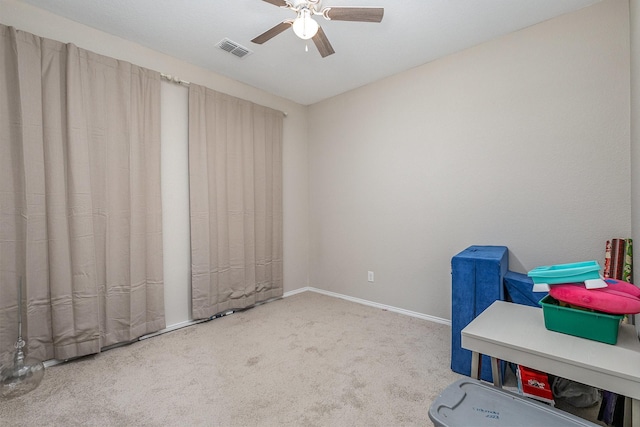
308,0 -> 631,320
160,82 -> 191,326
2,0 -> 634,325
631,0 -> 639,334
0,0 -> 310,326
632,0 -> 640,261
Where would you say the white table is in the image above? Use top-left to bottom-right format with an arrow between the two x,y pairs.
461,300 -> 640,427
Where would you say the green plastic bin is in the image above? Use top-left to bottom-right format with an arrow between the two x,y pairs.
539,295 -> 623,344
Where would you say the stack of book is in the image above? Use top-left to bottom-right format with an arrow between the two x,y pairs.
599,238 -> 633,427
604,238 -> 633,283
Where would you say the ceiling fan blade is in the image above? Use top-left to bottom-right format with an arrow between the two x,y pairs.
312,26 -> 335,58
324,7 -> 384,23
251,21 -> 292,44
262,0 -> 289,7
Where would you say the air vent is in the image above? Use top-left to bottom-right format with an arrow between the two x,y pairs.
216,38 -> 252,59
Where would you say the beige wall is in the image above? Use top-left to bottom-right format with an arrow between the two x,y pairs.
0,0 -> 310,326
631,0 -> 639,333
632,0 -> 640,250
308,0 -> 631,320
2,0 -> 635,324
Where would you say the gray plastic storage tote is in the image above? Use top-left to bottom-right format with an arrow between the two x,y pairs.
429,378 -> 598,427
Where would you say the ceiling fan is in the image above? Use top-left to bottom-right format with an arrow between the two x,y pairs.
251,0 -> 384,58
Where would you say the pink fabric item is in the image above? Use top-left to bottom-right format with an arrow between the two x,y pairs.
549,283 -> 640,314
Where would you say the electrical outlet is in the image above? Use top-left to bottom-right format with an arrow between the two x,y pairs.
368,271 -> 374,282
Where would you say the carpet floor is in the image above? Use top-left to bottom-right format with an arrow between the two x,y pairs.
1,291 -> 462,426
0,291 -> 605,426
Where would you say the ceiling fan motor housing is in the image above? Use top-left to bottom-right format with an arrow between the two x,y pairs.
289,0 -> 322,11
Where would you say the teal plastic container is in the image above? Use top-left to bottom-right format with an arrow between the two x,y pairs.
527,260 -> 601,285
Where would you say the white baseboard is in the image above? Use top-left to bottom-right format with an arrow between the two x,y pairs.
284,286 -> 451,326
283,286 -> 311,298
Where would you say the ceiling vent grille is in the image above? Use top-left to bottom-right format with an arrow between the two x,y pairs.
216,38 -> 252,58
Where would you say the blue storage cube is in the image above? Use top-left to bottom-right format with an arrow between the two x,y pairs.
504,271 -> 546,307
451,246 -> 508,382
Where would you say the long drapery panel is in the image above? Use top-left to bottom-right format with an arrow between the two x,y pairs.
189,85 -> 283,319
0,25 -> 164,362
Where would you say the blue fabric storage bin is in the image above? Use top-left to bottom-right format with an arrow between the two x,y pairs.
504,271 -> 547,307
451,246 -> 508,382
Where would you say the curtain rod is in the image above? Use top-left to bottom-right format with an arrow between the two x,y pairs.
161,73 -> 190,86
160,72 -> 288,117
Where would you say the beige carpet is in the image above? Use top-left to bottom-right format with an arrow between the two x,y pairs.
0,291 -> 463,426
1,291 -> 605,426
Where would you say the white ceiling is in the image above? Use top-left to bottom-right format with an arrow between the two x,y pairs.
18,0 -> 601,105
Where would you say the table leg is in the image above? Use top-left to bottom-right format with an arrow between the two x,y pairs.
632,397 -> 639,427
470,351 -> 480,380
490,357 -> 502,388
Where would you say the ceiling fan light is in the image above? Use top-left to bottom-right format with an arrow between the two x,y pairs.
292,8 -> 318,40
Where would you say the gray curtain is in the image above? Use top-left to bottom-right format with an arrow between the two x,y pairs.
189,84 -> 283,319
0,25 -> 164,362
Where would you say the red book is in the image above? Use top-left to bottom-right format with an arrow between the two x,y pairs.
611,238 -> 625,280
516,365 -> 555,405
